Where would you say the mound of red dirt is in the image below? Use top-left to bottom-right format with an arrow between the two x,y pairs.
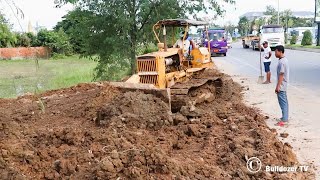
0,70 -> 315,179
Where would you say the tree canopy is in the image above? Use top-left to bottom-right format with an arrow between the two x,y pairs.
238,6 -> 315,36
55,0 -> 235,80
0,13 -> 17,48
238,16 -> 250,36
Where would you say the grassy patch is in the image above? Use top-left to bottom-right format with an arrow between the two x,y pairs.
0,56 -> 97,98
286,44 -> 320,49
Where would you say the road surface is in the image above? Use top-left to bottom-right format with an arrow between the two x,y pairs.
214,41 -> 320,178
217,41 -> 320,96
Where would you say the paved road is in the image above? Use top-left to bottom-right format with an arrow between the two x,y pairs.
217,41 -> 320,96
215,42 -> 320,178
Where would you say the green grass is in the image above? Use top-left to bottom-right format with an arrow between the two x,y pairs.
0,56 -> 97,98
286,44 -> 320,49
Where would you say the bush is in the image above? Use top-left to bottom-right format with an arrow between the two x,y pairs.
26,32 -> 39,47
50,52 -> 67,60
16,33 -> 31,47
290,35 -> 297,45
94,54 -> 131,81
301,30 -> 313,46
37,29 -> 73,55
0,24 -> 17,48
14,33 -> 41,47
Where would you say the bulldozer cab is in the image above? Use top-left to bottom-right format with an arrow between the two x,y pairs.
152,19 -> 211,64
135,19 -> 213,89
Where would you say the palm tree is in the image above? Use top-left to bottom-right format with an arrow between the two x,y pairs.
282,9 -> 293,32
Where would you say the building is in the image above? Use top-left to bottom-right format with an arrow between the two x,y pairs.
240,12 -> 268,21
288,26 -> 318,39
27,20 -> 34,34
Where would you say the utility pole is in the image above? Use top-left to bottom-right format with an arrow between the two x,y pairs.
317,23 -> 320,46
277,0 -> 280,25
316,0 -> 320,46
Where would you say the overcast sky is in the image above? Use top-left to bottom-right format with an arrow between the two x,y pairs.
0,0 -> 316,31
1,0 -> 73,31
215,0 -> 315,25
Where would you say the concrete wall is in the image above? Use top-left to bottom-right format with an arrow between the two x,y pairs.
0,47 -> 51,60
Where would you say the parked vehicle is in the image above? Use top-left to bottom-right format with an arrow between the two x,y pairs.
203,28 -> 228,56
256,25 -> 285,50
242,25 -> 285,51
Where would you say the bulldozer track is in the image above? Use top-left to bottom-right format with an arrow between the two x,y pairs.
170,77 -> 221,95
170,76 -> 222,113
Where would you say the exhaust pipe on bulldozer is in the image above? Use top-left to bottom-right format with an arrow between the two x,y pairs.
163,25 -> 168,52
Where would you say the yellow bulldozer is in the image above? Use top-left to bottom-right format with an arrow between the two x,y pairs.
111,19 -> 221,111
131,19 -> 213,88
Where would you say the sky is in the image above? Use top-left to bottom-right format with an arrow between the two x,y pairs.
215,0 -> 315,25
0,0 -> 73,32
0,0 -> 316,32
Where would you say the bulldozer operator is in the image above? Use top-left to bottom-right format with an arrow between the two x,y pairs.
173,31 -> 195,57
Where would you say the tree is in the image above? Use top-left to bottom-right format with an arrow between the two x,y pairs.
0,12 -> 17,47
37,29 -> 73,55
238,16 -> 250,36
291,17 -> 313,27
224,21 -> 236,37
54,8 -> 92,53
264,5 -> 276,16
281,9 -> 293,32
287,19 -> 294,28
56,0 -> 235,80
254,18 -> 266,33
264,5 -> 278,24
301,30 -> 313,46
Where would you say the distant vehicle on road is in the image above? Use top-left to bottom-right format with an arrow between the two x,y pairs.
242,34 -> 259,49
203,28 -> 228,56
226,32 -> 233,48
252,25 -> 285,50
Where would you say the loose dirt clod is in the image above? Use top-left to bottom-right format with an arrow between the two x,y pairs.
0,70 -> 315,179
280,133 -> 289,138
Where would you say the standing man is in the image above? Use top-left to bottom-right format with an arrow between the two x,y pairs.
262,41 -> 272,84
274,45 -> 289,127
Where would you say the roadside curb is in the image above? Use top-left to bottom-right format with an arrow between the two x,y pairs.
286,46 -> 320,53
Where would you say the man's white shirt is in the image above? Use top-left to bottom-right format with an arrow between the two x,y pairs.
174,39 -> 190,52
263,46 -> 272,62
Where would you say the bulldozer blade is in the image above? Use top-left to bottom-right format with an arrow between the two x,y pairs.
108,82 -> 172,111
